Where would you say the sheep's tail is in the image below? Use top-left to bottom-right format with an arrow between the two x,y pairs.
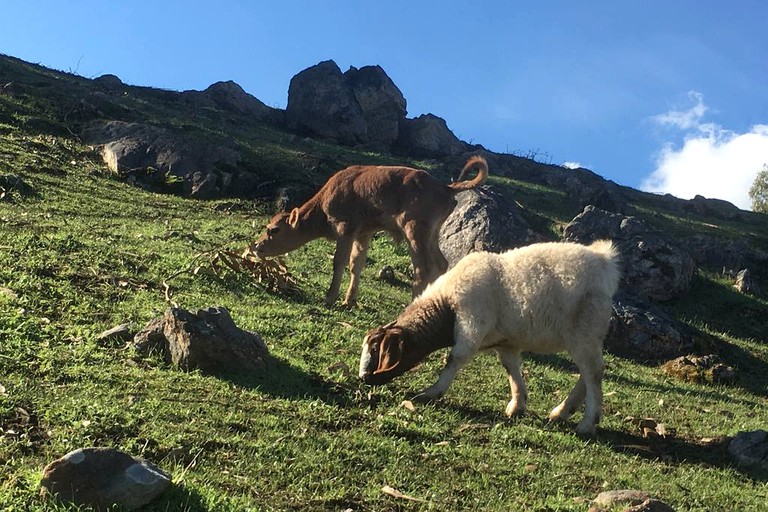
449,155 -> 488,191
588,239 -> 622,295
588,239 -> 618,259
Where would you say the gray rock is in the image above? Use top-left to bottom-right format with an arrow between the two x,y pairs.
40,447 -> 170,511
728,430 -> 768,469
184,80 -> 284,126
134,306 -> 269,374
593,489 -> 652,507
394,113 -> 468,159
606,293 -> 700,361
81,120 -> 241,179
564,206 -> 694,301
734,268 -> 759,294
93,74 -> 124,91
96,323 -> 134,342
685,194 -> 741,221
439,187 -> 544,267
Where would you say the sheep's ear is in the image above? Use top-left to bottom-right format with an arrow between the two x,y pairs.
375,336 -> 402,374
288,208 -> 300,228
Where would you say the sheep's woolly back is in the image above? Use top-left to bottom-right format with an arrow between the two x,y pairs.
418,240 -> 620,354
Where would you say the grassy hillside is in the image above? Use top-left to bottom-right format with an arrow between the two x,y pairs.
1,55 -> 767,511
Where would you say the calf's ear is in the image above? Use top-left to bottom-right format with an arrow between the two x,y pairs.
288,208 -> 300,228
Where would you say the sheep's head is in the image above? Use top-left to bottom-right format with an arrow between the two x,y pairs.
252,208 -> 303,258
359,322 -> 420,385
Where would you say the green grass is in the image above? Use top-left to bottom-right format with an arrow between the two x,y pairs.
1,55 -> 768,511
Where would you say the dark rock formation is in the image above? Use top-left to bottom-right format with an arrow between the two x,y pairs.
134,306 -> 269,374
286,60 -> 368,145
346,65 -> 407,149
564,206 -> 694,301
40,447 -> 170,511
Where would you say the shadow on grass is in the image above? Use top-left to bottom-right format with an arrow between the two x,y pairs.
596,426 -> 768,482
220,356 -> 350,406
146,483 -> 209,512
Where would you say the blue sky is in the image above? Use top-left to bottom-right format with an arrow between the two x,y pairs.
3,1 -> 768,209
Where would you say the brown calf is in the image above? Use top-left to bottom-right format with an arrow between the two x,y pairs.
252,156 -> 488,307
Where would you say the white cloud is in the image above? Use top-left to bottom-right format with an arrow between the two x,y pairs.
642,93 -> 768,210
562,161 -> 582,169
651,91 -> 708,130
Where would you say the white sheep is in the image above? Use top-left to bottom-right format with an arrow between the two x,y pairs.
359,240 -> 620,435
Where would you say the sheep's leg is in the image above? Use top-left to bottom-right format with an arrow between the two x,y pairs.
343,238 -> 369,307
413,340 -> 475,402
325,235 -> 354,307
497,348 -> 527,417
549,345 -> 604,436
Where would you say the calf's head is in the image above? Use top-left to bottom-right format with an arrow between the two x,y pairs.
359,322 -> 422,386
252,208 -> 303,258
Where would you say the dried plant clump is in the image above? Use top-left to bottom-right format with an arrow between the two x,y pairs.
163,244 -> 301,303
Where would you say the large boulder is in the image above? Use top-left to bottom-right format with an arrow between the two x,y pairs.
394,114 -> 468,159
286,60 -> 368,146
40,447 -> 170,511
134,306 -> 269,374
564,206 -> 694,301
439,187 -> 544,267
345,65 -> 407,149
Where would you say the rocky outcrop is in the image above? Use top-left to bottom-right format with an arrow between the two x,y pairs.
564,206 -> 694,301
439,186 -> 544,267
285,61 -> 408,149
134,306 -> 269,374
394,114 -> 468,159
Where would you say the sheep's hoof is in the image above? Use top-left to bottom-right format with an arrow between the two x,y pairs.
547,404 -> 572,423
505,401 -> 526,417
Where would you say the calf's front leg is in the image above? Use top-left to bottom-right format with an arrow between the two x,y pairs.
343,238 -> 369,307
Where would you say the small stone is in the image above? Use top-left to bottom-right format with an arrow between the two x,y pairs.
593,490 -> 651,507
728,430 -> 768,469
96,323 -> 134,342
40,447 -> 171,510
378,265 -> 396,283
